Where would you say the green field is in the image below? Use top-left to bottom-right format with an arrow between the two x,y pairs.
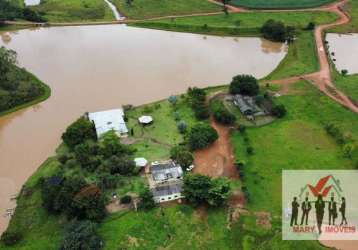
32,0 -> 115,22
230,0 -> 335,9
265,31 -> 319,80
232,81 -> 358,215
111,0 -> 221,19
332,69 -> 358,103
134,11 -> 338,35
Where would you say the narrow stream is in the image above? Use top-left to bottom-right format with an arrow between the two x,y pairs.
104,0 -> 125,21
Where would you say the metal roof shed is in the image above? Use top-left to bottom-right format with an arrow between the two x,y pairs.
88,108 -> 128,138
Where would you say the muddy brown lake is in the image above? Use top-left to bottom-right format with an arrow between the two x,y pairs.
0,24 -> 287,233
327,33 -> 358,74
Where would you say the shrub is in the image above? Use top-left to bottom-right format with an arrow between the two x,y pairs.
177,120 -> 187,134
0,231 -> 22,246
246,146 -> 254,155
187,87 -> 209,120
272,104 -> 287,118
170,145 -> 194,168
120,195 -> 132,204
305,22 -> 315,30
61,221 -> 102,250
168,95 -> 177,106
188,123 -> 218,150
139,188 -> 156,210
62,117 -> 97,148
229,75 -> 259,96
341,69 -> 348,76
238,125 -> 246,134
261,19 -> 295,42
210,100 -> 236,125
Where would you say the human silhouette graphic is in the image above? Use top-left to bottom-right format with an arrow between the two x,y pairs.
339,197 -> 348,225
315,194 -> 325,234
328,197 -> 337,225
290,197 -> 300,226
300,197 -> 311,225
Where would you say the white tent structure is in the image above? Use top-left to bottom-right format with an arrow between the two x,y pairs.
134,157 -> 148,168
88,108 -> 128,138
138,115 -> 153,125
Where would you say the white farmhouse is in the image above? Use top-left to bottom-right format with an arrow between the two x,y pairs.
88,108 -> 128,138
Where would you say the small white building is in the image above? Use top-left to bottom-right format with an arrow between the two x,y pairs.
134,157 -> 148,168
88,108 -> 128,138
138,115 -> 153,125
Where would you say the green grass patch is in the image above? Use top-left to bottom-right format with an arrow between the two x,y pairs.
32,0 -> 115,22
332,69 -> 358,103
232,81 -> 358,215
230,0 -> 335,9
133,11 -> 338,37
111,0 -> 221,20
266,31 -> 319,80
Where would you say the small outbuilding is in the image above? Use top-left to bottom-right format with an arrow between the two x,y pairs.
134,157 -> 148,168
88,108 -> 128,138
138,115 -> 153,125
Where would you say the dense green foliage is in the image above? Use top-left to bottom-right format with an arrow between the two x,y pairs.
210,99 -> 236,125
139,188 -> 156,210
170,145 -> 194,168
183,174 -> 231,206
230,0 -> 334,9
0,0 -> 45,22
261,19 -> 295,42
0,231 -> 22,246
61,116 -> 97,148
188,123 -> 218,150
229,74 -> 259,96
0,47 -> 47,113
271,104 -> 287,118
61,220 -> 102,250
187,87 -> 209,120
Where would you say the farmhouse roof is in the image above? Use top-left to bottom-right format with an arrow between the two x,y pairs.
152,183 -> 183,197
151,161 -> 183,181
88,108 -> 128,137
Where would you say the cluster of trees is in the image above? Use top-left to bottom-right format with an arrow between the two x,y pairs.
187,87 -> 209,120
188,123 -> 218,150
183,174 -> 231,207
229,75 -> 259,96
170,144 -> 194,169
40,118 -> 140,223
61,220 -> 103,250
0,47 -> 46,112
0,0 -> 45,22
261,19 -> 295,43
210,100 -> 236,125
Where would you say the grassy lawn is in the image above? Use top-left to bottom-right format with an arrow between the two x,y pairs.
265,31 -> 319,80
230,0 -> 335,9
134,11 -> 338,36
126,95 -> 197,161
32,0 -> 115,22
111,0 -> 221,20
332,69 -> 358,103
232,81 -> 358,215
